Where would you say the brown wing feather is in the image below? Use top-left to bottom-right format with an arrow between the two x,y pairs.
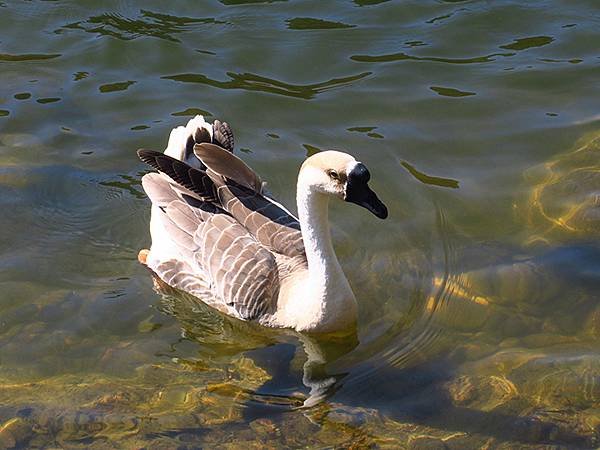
212,120 -> 234,152
218,182 -> 305,258
194,143 -> 262,192
140,169 -> 280,319
189,211 -> 280,320
138,149 -> 305,259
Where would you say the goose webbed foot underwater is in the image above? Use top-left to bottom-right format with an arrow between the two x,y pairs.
137,115 -> 387,334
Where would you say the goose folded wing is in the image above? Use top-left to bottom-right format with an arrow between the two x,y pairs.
138,149 -> 305,260
192,144 -> 305,258
163,200 -> 280,321
217,182 -> 306,259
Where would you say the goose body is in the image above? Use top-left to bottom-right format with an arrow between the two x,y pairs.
138,116 -> 387,333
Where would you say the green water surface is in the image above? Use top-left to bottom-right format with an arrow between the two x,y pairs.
1,0 -> 599,448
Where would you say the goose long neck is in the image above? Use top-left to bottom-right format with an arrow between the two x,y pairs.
296,182 -> 343,281
278,171 -> 356,333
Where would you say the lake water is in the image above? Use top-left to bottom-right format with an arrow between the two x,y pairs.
1,0 -> 599,448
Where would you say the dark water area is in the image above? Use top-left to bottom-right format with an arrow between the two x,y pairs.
1,0 -> 599,448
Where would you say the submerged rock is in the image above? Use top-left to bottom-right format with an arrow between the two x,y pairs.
445,348 -> 600,447
249,418 -> 278,437
0,417 -> 33,449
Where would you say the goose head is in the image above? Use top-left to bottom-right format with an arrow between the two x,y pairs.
299,150 -> 388,219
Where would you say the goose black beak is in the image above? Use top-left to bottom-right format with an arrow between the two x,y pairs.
344,163 -> 388,219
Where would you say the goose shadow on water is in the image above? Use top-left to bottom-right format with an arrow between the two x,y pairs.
330,355 -> 592,448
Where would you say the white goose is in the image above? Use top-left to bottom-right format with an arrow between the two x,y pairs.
138,116 -> 387,334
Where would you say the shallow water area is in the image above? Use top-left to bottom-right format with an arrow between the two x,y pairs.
1,0 -> 600,448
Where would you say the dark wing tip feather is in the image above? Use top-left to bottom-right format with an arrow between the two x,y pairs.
212,120 -> 234,153
137,149 -> 218,202
137,149 -> 165,170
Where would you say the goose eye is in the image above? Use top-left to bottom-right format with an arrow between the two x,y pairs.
327,169 -> 339,180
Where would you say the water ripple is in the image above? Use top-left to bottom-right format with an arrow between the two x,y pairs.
60,10 -> 227,43
500,36 -> 554,51
0,53 -> 61,62
219,0 -> 287,4
98,81 -> 136,94
302,144 -> 321,156
426,8 -> 466,24
347,126 -> 384,139
100,174 -> 146,199
286,17 -> 356,30
162,71 -> 372,100
430,85 -> 476,98
351,51 -> 514,64
401,162 -> 460,189
171,107 -> 212,117
354,0 -> 391,5
36,98 -> 61,104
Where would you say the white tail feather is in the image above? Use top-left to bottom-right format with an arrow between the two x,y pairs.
164,115 -> 212,168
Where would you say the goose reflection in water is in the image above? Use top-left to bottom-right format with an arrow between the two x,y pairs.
151,278 -> 358,409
